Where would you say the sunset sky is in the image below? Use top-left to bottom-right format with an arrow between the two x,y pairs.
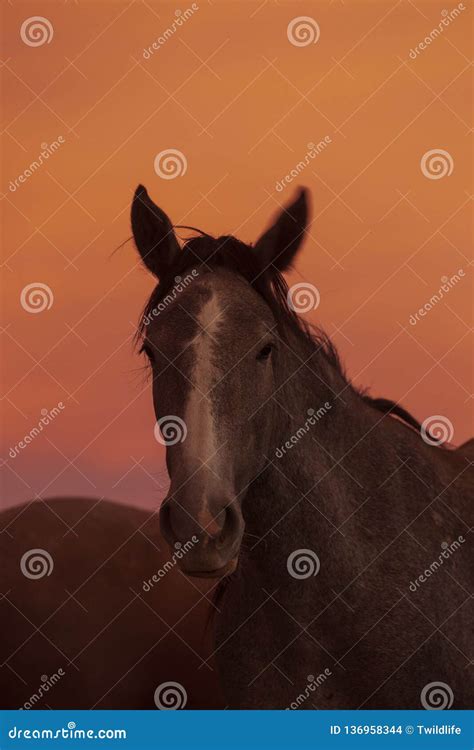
2,0 -> 472,512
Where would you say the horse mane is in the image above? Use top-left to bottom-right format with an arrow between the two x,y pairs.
136,231 -> 445,447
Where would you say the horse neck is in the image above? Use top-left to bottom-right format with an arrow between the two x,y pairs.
243,327 -> 447,571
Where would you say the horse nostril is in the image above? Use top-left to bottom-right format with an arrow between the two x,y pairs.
216,504 -> 240,550
203,509 -> 226,540
160,495 -> 242,555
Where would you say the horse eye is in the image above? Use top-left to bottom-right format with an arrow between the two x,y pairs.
140,343 -> 155,362
257,344 -> 273,361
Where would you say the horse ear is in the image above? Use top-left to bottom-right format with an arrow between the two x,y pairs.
131,185 -> 180,277
254,188 -> 310,272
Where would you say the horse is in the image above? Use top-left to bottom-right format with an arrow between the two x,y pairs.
131,184 -> 473,709
1,186 -> 471,710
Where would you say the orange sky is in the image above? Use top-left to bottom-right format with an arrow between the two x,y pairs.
1,0 -> 472,511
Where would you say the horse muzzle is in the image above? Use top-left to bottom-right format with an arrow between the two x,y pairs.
159,492 -> 244,578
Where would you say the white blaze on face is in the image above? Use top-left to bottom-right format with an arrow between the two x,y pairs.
184,291 -> 223,474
